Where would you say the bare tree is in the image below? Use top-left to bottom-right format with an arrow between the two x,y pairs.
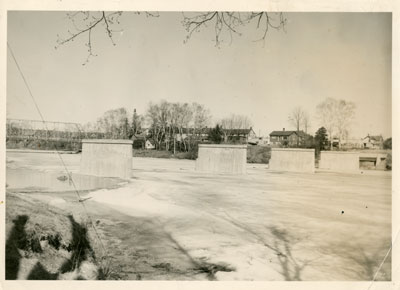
168,102 -> 180,154
288,106 -> 306,146
316,98 -> 356,149
316,99 -> 337,150
176,103 -> 193,151
302,112 -> 311,134
220,114 -> 253,143
146,100 -> 212,152
191,102 -> 211,137
96,107 -> 129,139
146,102 -> 163,149
81,121 -> 97,132
335,100 -> 356,148
56,11 -> 286,63
221,114 -> 252,130
158,101 -> 171,151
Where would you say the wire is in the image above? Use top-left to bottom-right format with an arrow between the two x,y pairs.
7,42 -> 109,262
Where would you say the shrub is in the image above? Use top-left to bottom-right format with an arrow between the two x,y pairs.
185,142 -> 199,160
132,149 -> 173,158
383,138 -> 392,150
386,152 -> 392,170
6,137 -> 81,151
247,145 -> 271,164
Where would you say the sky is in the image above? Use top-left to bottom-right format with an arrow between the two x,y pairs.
7,11 -> 392,138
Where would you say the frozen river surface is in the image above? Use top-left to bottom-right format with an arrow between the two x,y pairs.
6,152 -> 392,280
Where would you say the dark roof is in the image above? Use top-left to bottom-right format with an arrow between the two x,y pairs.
370,136 -> 383,141
180,128 -> 212,134
364,135 -> 383,142
178,128 -> 254,135
270,130 -> 297,137
297,131 -> 309,138
131,134 -> 146,140
223,128 -> 253,135
270,130 -> 308,137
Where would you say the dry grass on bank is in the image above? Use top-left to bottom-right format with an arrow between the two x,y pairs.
133,145 -> 271,164
5,193 -> 101,280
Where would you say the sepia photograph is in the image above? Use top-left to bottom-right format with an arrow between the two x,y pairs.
3,8 -> 394,283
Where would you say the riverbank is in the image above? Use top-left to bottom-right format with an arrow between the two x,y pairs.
5,152 -> 392,280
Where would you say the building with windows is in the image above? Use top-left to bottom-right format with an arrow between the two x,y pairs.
269,128 -> 307,147
362,134 -> 384,149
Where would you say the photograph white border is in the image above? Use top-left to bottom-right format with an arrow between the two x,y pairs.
0,0 -> 398,289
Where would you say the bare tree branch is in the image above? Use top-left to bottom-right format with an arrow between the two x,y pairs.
83,27 -> 96,65
56,11 -> 125,65
182,12 -> 286,46
247,12 -> 287,44
57,13 -> 105,46
56,11 -> 286,64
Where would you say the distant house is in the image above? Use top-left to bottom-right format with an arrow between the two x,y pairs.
269,128 -> 307,147
331,137 -> 340,148
174,127 -> 211,142
256,136 -> 270,146
131,132 -> 146,149
362,134 -> 384,149
341,138 -> 364,149
145,139 -> 155,150
223,127 -> 257,143
174,127 -> 256,144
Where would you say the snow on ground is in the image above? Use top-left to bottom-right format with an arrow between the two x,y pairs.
88,157 -> 391,280
6,153 -> 392,280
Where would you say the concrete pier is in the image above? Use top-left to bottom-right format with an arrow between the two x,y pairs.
80,139 -> 133,179
195,144 -> 247,174
269,148 -> 315,173
319,151 -> 360,172
359,152 -> 388,170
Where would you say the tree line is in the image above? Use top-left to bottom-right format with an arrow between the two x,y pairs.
286,98 -> 357,151
145,101 -> 211,153
83,100 -> 253,154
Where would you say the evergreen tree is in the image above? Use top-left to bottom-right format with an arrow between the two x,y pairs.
131,108 -> 142,137
122,117 -> 130,139
383,137 -> 392,150
315,127 -> 328,151
209,124 -> 223,144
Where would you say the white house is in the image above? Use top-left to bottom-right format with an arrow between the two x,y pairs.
145,140 -> 155,150
362,134 -> 384,149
